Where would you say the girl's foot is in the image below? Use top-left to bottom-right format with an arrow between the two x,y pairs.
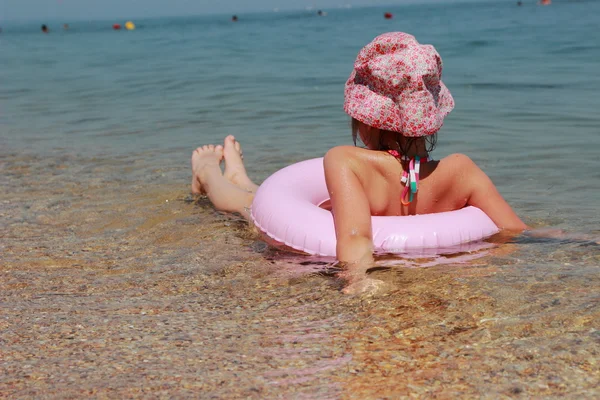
191,144 -> 223,194
223,135 -> 256,191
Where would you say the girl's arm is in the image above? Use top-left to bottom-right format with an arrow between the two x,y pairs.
459,154 -> 528,231
323,147 -> 376,291
459,156 -> 596,242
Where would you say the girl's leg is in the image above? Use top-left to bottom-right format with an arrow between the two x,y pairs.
191,144 -> 223,195
191,144 -> 254,220
222,135 -> 259,193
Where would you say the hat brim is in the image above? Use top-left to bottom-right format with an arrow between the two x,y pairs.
344,74 -> 454,137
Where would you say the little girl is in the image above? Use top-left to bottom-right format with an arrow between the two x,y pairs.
191,32 -> 527,292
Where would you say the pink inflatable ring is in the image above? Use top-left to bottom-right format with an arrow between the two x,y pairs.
250,158 -> 499,257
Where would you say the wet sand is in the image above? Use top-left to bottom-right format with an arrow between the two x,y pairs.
1,150 -> 599,398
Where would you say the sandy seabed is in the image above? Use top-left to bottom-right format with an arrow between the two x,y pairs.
1,150 -> 599,399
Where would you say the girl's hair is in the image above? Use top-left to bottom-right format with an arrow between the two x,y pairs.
351,118 -> 437,155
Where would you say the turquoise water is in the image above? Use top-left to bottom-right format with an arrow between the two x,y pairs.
2,1 -> 599,233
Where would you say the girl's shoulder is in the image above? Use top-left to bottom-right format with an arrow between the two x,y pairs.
324,145 -> 372,167
324,145 -> 368,158
324,148 -> 481,175
435,154 -> 489,187
325,145 -> 402,161
438,153 -> 478,170
324,146 -> 387,176
325,145 -> 397,163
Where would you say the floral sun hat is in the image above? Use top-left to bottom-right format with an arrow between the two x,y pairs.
344,32 -> 455,137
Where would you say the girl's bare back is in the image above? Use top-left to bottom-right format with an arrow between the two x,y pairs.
325,145 -> 526,231
348,147 -> 466,217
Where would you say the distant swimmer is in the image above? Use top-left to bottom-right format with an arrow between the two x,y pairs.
517,1 -> 523,5
317,10 -> 327,16
63,23 -> 69,30
538,0 -> 551,4
231,15 -> 238,22
41,24 -> 49,33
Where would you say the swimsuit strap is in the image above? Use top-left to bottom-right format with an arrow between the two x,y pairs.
387,149 -> 409,161
387,150 -> 433,206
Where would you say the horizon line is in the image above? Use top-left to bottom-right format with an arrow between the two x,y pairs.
0,1 -> 490,24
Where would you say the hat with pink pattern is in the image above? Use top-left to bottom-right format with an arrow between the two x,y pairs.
344,32 -> 454,137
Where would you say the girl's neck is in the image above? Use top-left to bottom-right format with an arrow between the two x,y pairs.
379,132 -> 429,159
398,148 -> 429,159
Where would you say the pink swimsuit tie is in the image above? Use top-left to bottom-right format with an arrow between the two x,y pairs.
387,150 -> 432,205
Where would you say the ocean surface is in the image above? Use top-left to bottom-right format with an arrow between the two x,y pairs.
1,1 -> 599,398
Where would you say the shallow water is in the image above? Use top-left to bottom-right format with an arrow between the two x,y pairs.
1,151 -> 598,397
1,1 -> 599,398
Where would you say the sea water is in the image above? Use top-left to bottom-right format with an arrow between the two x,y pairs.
1,1 -> 599,398
2,1 -> 599,229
